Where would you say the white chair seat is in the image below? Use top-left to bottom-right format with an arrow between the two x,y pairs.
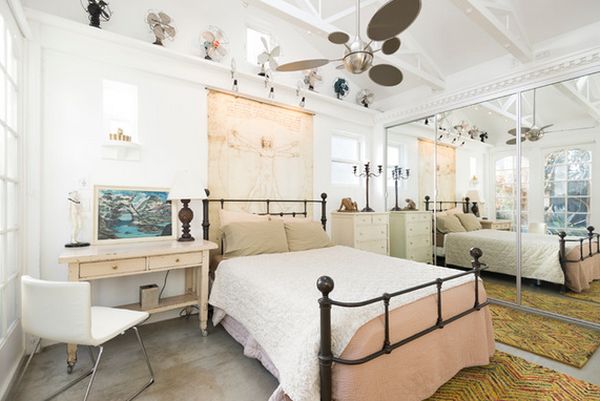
90,307 -> 149,346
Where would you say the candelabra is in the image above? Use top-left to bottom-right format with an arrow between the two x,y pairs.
390,166 -> 410,211
353,162 -> 382,212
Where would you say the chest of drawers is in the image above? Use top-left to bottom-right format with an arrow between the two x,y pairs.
330,212 -> 389,255
389,211 -> 433,263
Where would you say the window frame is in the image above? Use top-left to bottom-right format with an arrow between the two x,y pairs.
330,131 -> 364,187
495,155 -> 529,227
543,146 -> 592,235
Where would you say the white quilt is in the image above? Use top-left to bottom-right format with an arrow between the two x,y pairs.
209,246 -> 476,401
444,229 -> 573,284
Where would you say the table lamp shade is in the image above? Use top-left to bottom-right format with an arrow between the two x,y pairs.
465,190 -> 482,203
168,170 -> 206,200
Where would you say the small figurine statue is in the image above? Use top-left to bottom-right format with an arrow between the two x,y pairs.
65,191 -> 90,248
401,198 -> 417,211
338,197 -> 359,212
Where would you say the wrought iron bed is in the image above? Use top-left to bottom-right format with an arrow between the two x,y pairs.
424,195 -> 479,215
201,191 -> 489,401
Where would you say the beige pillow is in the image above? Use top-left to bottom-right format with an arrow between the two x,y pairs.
455,213 -> 482,231
284,221 -> 333,252
218,209 -> 269,228
222,220 -> 289,257
445,206 -> 464,215
436,215 -> 466,234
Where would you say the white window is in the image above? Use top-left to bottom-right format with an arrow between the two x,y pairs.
544,148 -> 592,235
102,80 -> 138,143
246,27 -> 271,66
0,5 -> 22,349
495,156 -> 529,227
331,134 -> 362,186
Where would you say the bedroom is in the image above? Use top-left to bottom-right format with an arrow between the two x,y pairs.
1,0 -> 600,400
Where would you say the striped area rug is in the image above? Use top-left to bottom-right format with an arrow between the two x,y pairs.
428,352 -> 600,401
483,280 -> 600,367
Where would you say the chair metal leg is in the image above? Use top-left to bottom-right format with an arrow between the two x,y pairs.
125,326 -> 155,401
43,346 -> 98,401
82,346 -> 103,401
14,338 -> 41,389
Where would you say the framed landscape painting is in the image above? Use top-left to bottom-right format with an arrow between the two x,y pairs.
93,185 -> 176,244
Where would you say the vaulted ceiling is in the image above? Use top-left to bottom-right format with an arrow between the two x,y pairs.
249,0 -> 600,107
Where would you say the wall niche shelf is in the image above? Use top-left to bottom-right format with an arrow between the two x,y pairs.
101,141 -> 141,161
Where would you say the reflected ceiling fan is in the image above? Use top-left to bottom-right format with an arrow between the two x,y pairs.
506,88 -> 596,144
276,0 -> 422,86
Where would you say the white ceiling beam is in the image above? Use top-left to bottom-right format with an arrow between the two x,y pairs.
400,32 -> 445,80
297,0 -> 319,17
450,0 -> 532,62
250,0 -> 446,90
324,0 -> 381,24
480,101 -> 531,125
555,82 -> 600,123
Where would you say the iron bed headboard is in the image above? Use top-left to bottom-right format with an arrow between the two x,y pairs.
558,226 -> 600,264
317,248 -> 488,401
201,189 -> 328,241
424,195 -> 478,214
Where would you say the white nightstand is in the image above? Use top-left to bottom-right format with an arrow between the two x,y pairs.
480,219 -> 512,231
389,211 -> 433,263
330,212 -> 389,255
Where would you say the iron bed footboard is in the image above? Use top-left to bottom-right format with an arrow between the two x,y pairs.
316,247 -> 489,401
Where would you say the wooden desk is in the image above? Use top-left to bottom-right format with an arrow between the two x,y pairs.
59,240 -> 217,372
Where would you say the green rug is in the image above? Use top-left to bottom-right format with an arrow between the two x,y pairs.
428,352 -> 600,400
484,280 -> 600,324
482,280 -> 600,367
564,281 -> 600,305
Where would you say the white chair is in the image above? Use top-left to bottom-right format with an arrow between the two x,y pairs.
528,222 -> 547,235
18,276 -> 154,401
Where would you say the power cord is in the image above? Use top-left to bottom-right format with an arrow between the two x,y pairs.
159,270 -> 170,300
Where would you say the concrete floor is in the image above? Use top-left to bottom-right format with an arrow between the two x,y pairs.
9,315 -> 600,401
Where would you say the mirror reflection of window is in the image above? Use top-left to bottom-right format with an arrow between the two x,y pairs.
495,156 -> 529,229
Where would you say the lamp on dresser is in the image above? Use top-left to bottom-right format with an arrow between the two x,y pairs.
168,170 -> 207,241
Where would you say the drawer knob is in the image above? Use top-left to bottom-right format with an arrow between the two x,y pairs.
175,258 -> 180,263
112,265 -> 118,270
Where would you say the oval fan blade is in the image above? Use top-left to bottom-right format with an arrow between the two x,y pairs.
261,36 -> 269,51
507,127 -> 530,136
277,59 -> 330,72
367,0 -> 422,41
202,31 -> 215,42
158,12 -> 171,24
506,136 -> 526,145
147,13 -> 160,24
381,37 -> 401,55
165,26 -> 176,37
328,31 -> 350,45
336,64 -> 345,70
369,64 -> 403,86
257,52 -> 270,64
271,46 -> 280,58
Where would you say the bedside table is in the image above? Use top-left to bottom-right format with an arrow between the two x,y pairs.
331,212 -> 389,255
480,219 -> 512,231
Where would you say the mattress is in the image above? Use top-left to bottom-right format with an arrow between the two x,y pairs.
209,246 -> 495,401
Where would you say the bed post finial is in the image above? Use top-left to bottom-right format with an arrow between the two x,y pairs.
469,247 -> 483,268
558,231 -> 567,263
320,193 -> 328,231
424,195 -> 430,211
202,188 -> 210,240
587,226 -> 595,237
317,275 -> 333,401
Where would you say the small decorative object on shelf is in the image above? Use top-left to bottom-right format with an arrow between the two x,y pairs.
353,162 -> 382,212
201,26 -> 228,62
337,197 -> 358,212
108,128 -> 132,143
257,37 -> 280,76
356,89 -> 374,108
81,0 -> 112,29
146,11 -> 176,46
401,198 -> 417,211
230,58 -> 238,92
480,131 -> 488,143
304,69 -> 322,91
168,171 -> 207,242
333,77 -> 350,100
296,80 -> 306,108
390,166 -> 410,211
65,190 -> 90,248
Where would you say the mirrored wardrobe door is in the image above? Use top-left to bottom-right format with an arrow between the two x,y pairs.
517,73 -> 600,325
385,116 -> 436,264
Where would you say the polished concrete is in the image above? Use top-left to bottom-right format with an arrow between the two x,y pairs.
9,315 -> 600,401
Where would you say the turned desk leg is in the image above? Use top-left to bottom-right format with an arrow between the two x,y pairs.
67,263 -> 79,373
198,252 -> 210,336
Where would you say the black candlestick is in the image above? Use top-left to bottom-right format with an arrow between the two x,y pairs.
353,162 -> 382,212
390,166 -> 410,211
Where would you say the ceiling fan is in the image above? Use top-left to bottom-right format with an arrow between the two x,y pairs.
506,88 -> 596,144
276,0 -> 422,86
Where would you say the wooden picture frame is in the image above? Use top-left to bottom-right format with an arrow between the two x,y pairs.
93,185 -> 177,244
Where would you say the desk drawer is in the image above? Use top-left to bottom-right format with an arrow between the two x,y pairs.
357,239 -> 388,255
357,224 -> 388,241
405,222 -> 431,236
148,252 -> 203,270
80,257 -> 145,278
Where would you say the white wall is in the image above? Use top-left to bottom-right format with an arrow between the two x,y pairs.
29,11 -> 376,316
